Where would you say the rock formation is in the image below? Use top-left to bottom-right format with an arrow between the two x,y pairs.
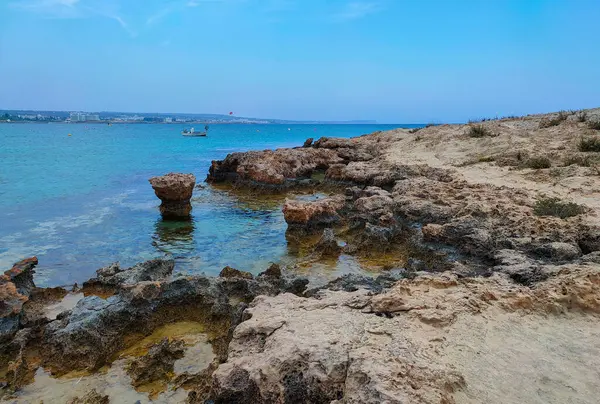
127,338 -> 186,387
149,173 -> 196,219
282,195 -> 345,231
0,257 -> 38,343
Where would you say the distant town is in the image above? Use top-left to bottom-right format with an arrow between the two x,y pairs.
0,110 -> 376,125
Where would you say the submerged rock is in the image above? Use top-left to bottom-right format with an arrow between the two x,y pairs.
149,173 -> 196,219
313,228 -> 342,257
127,337 -> 185,387
67,389 -> 109,404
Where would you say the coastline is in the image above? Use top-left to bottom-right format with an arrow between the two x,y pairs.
2,108 -> 600,403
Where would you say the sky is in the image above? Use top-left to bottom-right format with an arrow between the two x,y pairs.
0,0 -> 599,123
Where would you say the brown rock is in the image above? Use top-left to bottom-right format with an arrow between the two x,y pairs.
67,389 -> 109,404
282,195 -> 345,230
127,338 -> 186,387
207,148 -> 344,185
219,266 -> 253,279
1,257 -> 38,342
259,263 -> 282,278
313,228 -> 342,257
149,173 -> 195,219
303,138 -> 313,147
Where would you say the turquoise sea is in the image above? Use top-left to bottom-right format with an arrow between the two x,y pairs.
0,123 -> 412,287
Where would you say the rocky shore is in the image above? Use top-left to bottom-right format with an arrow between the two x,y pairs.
3,109 -> 600,403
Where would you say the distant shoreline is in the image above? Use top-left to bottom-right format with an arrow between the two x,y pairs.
0,121 -> 394,125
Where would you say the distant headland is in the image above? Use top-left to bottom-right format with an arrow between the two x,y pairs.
0,110 -> 377,125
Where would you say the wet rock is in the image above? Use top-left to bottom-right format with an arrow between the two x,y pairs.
3,257 -> 38,295
283,195 -> 345,230
149,173 -> 195,219
42,266 -> 309,374
83,258 -> 174,288
313,228 -> 342,257
259,263 -> 282,278
67,389 -> 110,404
5,351 -> 35,391
219,266 -> 253,280
303,138 -> 313,147
127,337 -> 185,387
1,257 -> 38,342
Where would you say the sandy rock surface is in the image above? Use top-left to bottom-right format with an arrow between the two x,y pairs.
213,265 -> 600,403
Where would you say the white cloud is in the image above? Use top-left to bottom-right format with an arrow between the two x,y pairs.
10,0 -> 136,36
10,0 -> 83,18
334,1 -> 382,22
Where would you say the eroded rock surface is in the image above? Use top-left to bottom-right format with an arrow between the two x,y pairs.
283,195 -> 345,230
41,264 -> 309,375
83,258 -> 174,288
127,338 -> 185,387
149,173 -> 196,219
212,265 -> 600,403
0,257 -> 38,342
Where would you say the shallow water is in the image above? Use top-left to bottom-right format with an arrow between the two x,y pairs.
2,321 -> 215,403
0,122 -> 413,287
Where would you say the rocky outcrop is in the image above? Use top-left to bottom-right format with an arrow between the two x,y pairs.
1,257 -> 38,343
283,195 -> 345,231
149,173 -> 196,219
127,337 -> 185,387
212,265 -> 600,403
219,266 -> 253,280
83,258 -> 174,288
207,148 -> 344,186
41,261 -> 309,375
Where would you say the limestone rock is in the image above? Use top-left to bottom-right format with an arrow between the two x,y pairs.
67,389 -> 109,404
313,228 -> 342,257
219,266 -> 253,280
1,257 -> 38,342
127,337 -> 185,387
149,173 -> 195,219
283,195 -> 345,230
258,263 -> 282,278
83,258 -> 174,288
207,148 -> 343,186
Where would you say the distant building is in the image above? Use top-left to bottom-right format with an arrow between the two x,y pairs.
164,117 -> 173,123
70,112 -> 100,122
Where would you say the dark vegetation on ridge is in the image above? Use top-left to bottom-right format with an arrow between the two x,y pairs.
533,197 -> 585,219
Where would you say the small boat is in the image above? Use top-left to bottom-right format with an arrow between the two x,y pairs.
182,125 -> 208,137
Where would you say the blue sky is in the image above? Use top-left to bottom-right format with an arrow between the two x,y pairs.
0,0 -> 598,123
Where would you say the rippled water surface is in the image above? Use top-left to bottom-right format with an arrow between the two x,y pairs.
0,123 -> 412,287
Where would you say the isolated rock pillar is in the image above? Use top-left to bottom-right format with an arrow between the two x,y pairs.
149,173 -> 195,219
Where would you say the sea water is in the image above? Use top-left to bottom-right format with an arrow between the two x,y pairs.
0,123 -> 412,287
